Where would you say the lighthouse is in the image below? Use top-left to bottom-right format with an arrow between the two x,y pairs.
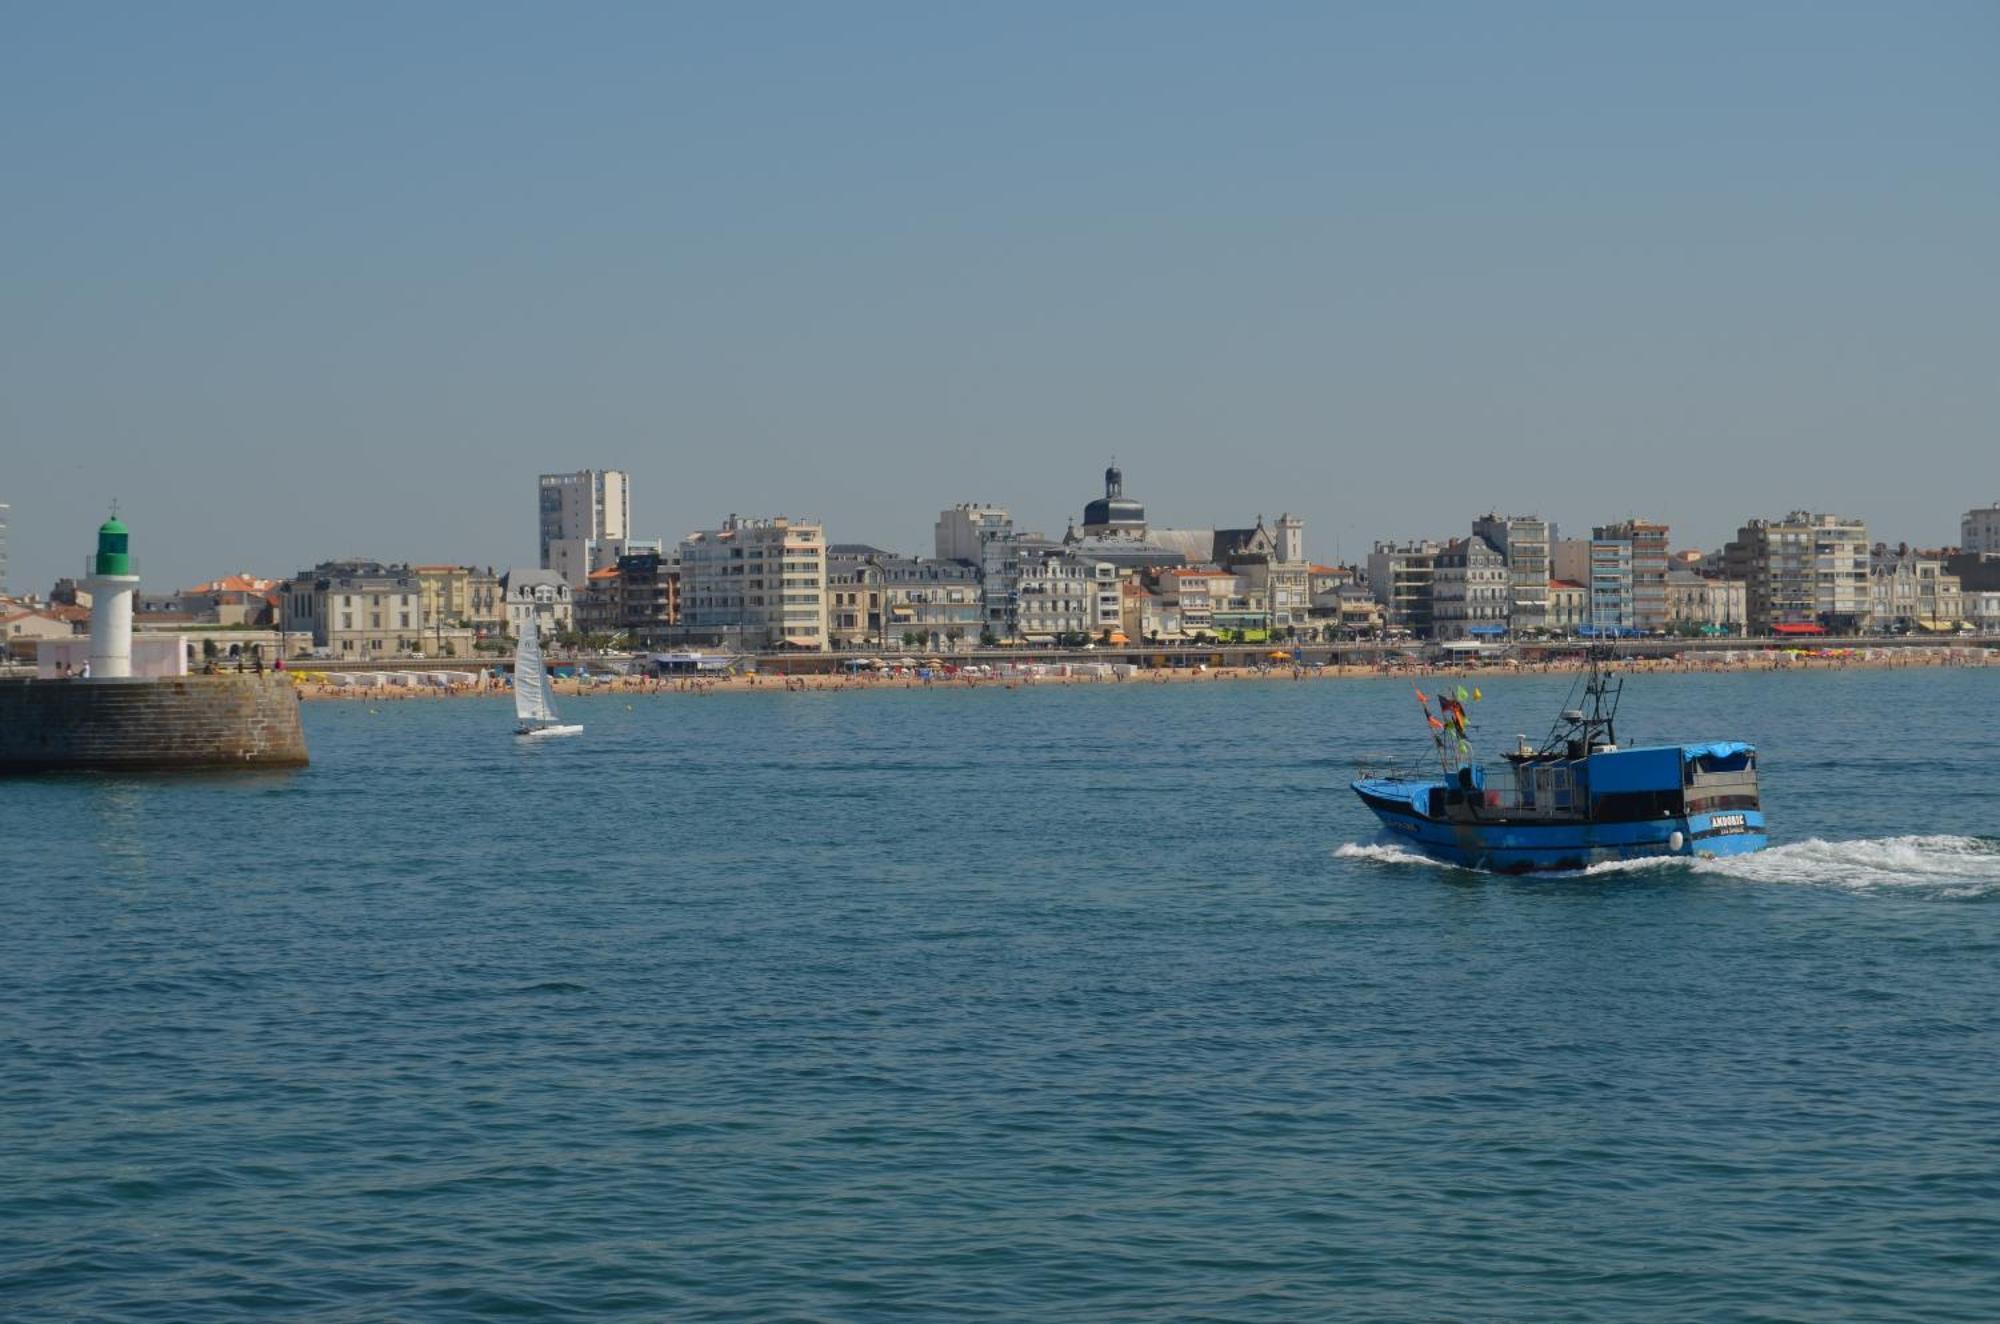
83,512 -> 139,680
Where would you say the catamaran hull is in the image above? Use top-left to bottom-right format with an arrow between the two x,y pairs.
1356,793 -> 1767,873
516,724 -> 583,739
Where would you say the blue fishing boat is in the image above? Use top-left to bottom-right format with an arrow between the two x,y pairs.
1352,651 -> 1766,872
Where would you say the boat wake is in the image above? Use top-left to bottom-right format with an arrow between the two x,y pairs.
1690,835 -> 2000,899
1334,835 -> 2000,899
1332,841 -> 1438,868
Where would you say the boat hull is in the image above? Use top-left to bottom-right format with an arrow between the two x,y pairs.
516,723 -> 583,739
1355,788 -> 1766,873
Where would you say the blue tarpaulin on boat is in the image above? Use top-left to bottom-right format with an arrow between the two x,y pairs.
1682,741 -> 1754,771
1681,741 -> 1754,762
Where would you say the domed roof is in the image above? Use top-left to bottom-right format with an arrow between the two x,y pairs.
99,515 -> 128,536
1083,462 -> 1145,531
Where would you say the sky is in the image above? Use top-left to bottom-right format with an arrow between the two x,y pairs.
3,1 -> 1996,592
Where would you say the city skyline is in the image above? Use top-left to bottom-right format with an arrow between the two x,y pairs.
0,461 -> 1991,597
5,4 -> 1996,591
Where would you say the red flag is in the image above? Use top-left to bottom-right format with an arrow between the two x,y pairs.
1427,714 -> 1446,732
1414,685 -> 1429,706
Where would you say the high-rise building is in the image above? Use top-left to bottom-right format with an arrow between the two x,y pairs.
1724,512 -> 1871,634
0,501 -> 9,593
538,470 -> 631,589
1962,504 -> 2000,555
936,504 -> 1022,642
1471,514 -> 1551,634
1586,537 -> 1634,634
1594,520 -> 1669,633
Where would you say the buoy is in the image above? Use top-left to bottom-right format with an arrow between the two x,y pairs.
1668,830 -> 1685,852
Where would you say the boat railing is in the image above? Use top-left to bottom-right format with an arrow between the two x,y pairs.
1454,763 -> 1585,817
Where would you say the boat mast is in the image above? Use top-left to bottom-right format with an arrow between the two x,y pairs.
1538,644 -> 1622,755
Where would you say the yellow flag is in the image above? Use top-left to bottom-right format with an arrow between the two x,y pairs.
1472,688 -> 1483,701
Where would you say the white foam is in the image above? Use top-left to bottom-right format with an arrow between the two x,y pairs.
1692,834 -> 2000,898
1332,841 -> 1441,867
1334,833 -> 2000,898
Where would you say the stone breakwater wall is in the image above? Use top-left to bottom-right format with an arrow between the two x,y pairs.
0,676 -> 309,772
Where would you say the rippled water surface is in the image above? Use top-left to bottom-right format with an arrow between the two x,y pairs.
4,667 -> 1998,1321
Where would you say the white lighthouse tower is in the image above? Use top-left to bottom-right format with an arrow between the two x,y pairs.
83,511 -> 139,680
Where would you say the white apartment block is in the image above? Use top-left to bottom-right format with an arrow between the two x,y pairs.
1962,504 -> 2000,555
1471,513 -> 1551,633
1014,547 -> 1119,642
539,470 -> 631,589
679,515 -> 829,650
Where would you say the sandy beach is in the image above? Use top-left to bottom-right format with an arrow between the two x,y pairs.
287,645 -> 1994,701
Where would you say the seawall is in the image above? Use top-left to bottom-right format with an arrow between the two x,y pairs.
0,675 -> 310,772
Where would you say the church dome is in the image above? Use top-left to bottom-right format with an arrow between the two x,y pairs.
1083,463 -> 1146,532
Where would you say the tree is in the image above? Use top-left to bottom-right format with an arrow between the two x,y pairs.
980,628 -> 998,647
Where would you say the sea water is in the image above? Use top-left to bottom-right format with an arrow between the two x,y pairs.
3,667 -> 1996,1320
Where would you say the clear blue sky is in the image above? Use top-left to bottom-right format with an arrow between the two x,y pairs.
3,1 -> 1995,591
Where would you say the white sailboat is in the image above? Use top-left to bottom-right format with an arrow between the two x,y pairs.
514,616 -> 582,738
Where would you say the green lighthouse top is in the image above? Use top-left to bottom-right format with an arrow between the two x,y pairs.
93,511 -> 132,576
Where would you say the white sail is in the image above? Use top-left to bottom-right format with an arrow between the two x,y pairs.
514,616 -> 558,726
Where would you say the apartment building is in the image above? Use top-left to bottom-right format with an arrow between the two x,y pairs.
538,469 -> 632,589
1014,545 -> 1119,642
575,551 -> 680,644
500,567 -> 575,637
1367,541 -> 1441,637
1595,520 -> 1669,633
413,565 -> 504,637
1471,514 -> 1552,633
1432,536 -> 1511,640
1868,546 -> 1964,632
1725,512 -> 1871,634
678,515 -> 828,650
1665,571 -> 1747,634
282,560 -> 473,658
935,503 -> 1024,642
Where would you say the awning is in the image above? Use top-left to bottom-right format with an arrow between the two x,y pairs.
1106,632 -> 1130,645
1467,625 -> 1507,636
1771,622 -> 1826,636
